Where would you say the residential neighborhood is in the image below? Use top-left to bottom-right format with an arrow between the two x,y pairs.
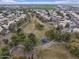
0,5 -> 79,59
34,5 -> 79,33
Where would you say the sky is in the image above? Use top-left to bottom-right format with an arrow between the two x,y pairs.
0,0 -> 79,4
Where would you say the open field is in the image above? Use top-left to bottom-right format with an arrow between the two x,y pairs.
22,14 -> 79,59
23,14 -> 53,38
36,44 -> 78,59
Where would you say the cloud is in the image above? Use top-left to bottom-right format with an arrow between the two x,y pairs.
52,0 -> 79,4
0,0 -> 79,4
1,0 -> 15,2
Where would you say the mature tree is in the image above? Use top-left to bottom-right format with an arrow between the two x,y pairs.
16,28 -> 22,33
66,14 -> 71,19
24,33 -> 38,59
24,39 -> 34,52
9,32 -> 26,47
56,11 -> 64,18
45,29 -> 62,41
3,39 -> 9,44
56,25 -> 63,32
0,46 -> 10,59
68,39 -> 79,56
45,28 -> 72,42
24,33 -> 38,51
9,23 -> 17,32
9,34 -> 18,47
62,32 -> 71,42
16,32 -> 26,41
65,23 -> 70,28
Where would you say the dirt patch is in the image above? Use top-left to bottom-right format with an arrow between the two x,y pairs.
36,44 -> 78,59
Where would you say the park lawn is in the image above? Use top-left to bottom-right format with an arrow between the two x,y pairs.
36,44 -> 78,59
